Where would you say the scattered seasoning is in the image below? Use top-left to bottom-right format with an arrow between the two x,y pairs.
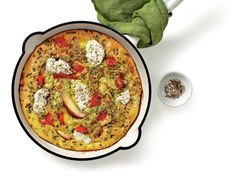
164,79 -> 185,99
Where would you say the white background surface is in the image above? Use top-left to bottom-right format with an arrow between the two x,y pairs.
1,0 -> 236,176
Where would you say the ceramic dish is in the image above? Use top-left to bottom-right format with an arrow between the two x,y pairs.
158,72 -> 192,107
12,21 -> 151,160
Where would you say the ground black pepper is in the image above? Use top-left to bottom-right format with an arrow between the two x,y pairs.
164,79 -> 185,99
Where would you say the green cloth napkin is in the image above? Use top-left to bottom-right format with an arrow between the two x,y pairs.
92,0 -> 169,48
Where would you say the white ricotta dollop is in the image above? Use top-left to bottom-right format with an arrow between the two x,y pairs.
46,58 -> 72,74
73,132 -> 91,144
116,90 -> 130,105
74,82 -> 90,111
33,88 -> 49,114
85,40 -> 105,66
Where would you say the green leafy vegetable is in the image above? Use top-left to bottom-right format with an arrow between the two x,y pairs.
92,0 -> 169,48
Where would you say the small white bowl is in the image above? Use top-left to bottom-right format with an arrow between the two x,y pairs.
158,72 -> 192,107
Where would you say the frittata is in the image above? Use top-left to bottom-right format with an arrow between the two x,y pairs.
19,30 -> 142,151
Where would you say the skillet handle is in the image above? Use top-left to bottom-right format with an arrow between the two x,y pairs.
125,0 -> 184,46
164,0 -> 183,12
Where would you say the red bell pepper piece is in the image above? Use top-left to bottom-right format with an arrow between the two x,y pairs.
90,91 -> 102,107
41,112 -> 54,126
106,56 -> 117,67
58,112 -> 65,125
72,64 -> 85,73
116,72 -> 125,90
53,73 -> 79,79
37,74 -> 44,87
96,111 -> 107,121
53,36 -> 71,48
75,125 -> 89,134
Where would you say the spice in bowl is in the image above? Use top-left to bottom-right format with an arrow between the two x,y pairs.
164,79 -> 185,99
159,72 -> 192,107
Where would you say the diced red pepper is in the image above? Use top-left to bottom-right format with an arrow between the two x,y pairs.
37,75 -> 44,87
90,91 -> 102,107
40,119 -> 47,125
53,36 -> 71,48
41,112 -> 54,126
53,73 -> 79,80
116,72 -> 125,90
106,56 -> 117,67
45,113 -> 54,126
58,112 -> 65,125
72,64 -> 85,73
75,125 -> 89,134
129,65 -> 135,74
96,111 -> 107,121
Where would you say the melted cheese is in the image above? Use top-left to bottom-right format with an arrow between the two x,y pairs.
33,88 -> 49,114
46,58 -> 72,74
74,82 -> 90,111
116,90 -> 130,105
73,132 -> 91,144
86,40 -> 105,66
